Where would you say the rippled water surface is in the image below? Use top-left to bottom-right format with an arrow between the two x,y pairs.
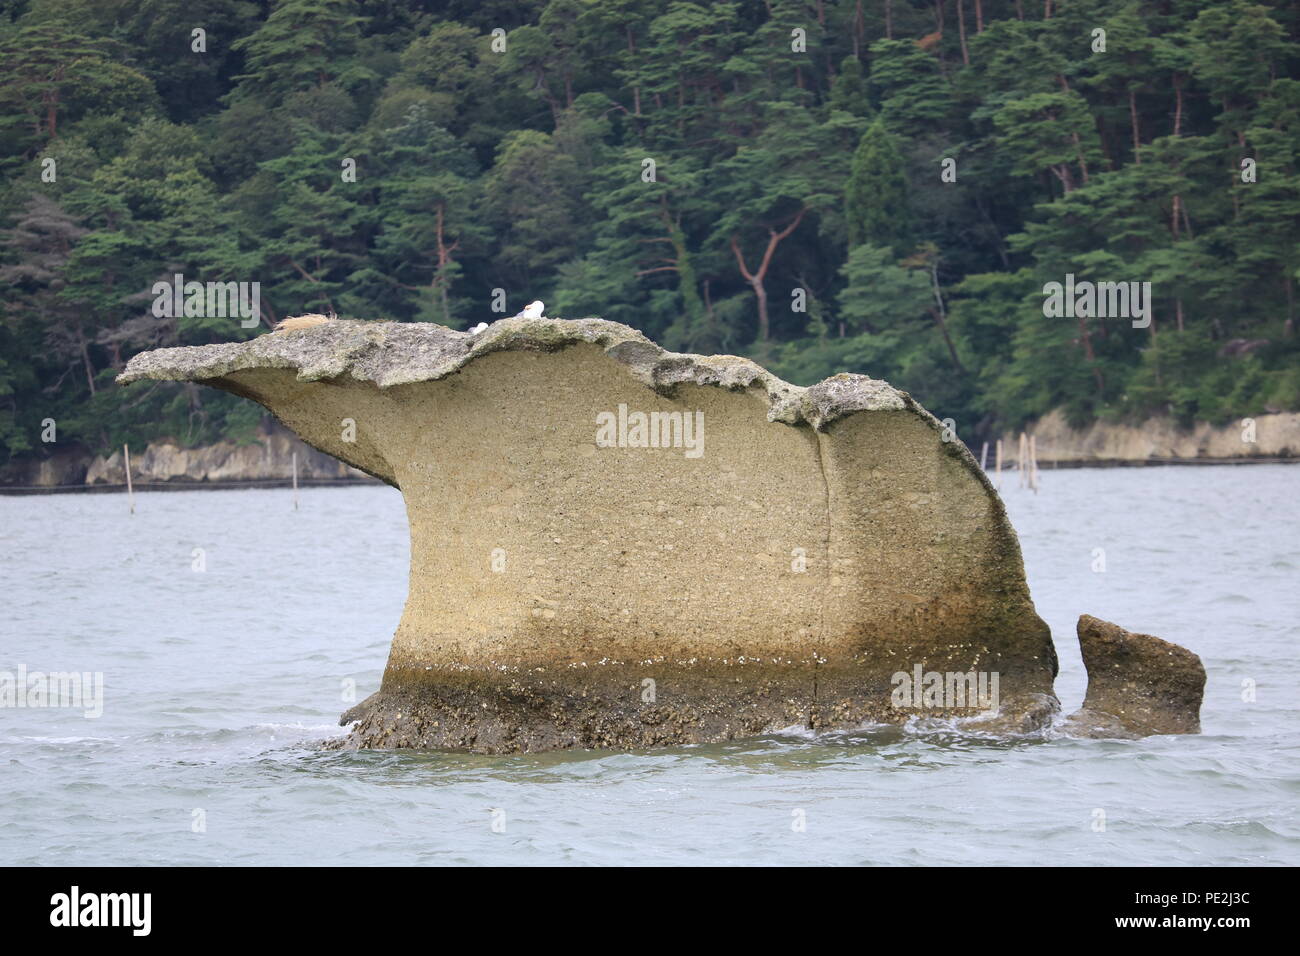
2,465 -> 1297,865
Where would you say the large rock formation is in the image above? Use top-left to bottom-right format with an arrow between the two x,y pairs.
117,317 -> 1197,752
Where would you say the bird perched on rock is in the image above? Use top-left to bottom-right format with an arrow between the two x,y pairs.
466,300 -> 542,336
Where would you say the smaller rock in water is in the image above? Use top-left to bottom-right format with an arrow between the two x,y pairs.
1064,614 -> 1206,737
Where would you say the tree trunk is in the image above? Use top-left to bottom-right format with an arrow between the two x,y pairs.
1129,87 -> 1142,162
730,208 -> 807,341
432,203 -> 460,325
928,260 -> 965,373
627,29 -> 642,115
958,0 -> 970,65
752,282 -> 770,341
1172,74 -> 1184,137
536,69 -> 561,125
663,204 -> 704,328
1077,315 -> 1104,394
45,89 -> 59,140
929,307 -> 965,371
1057,75 -> 1090,184
78,325 -> 96,395
1050,162 -> 1076,195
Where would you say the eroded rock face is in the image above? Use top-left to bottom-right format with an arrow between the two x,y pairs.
1,447 -> 90,487
120,317 -> 1068,752
1063,615 -> 1206,737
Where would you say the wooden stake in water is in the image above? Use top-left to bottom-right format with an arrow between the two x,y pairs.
292,451 -> 299,511
123,443 -> 135,514
995,439 -> 1003,488
1018,432 -> 1028,488
979,441 -> 988,471
1030,435 -> 1040,493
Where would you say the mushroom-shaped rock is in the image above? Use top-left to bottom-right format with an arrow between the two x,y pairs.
119,317 -> 1060,752
1063,614 -> 1205,737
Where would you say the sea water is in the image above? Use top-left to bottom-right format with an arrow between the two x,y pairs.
1,465 -> 1296,865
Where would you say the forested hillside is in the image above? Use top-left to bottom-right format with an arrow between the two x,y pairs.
1,0 -> 1298,464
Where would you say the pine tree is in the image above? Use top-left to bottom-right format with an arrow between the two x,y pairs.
845,119 -> 911,254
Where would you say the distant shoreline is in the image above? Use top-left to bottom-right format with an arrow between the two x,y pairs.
990,409 -> 1300,471
997,455 -> 1298,470
4,408 -> 1297,495
0,477 -> 384,496
3,455 -> 1295,496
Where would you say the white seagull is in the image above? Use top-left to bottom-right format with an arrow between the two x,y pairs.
467,300 -> 543,336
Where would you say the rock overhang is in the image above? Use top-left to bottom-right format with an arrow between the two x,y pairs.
119,316 -> 909,426
118,316 -> 983,501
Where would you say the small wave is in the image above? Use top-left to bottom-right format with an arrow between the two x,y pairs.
1210,593 -> 1255,604
769,723 -> 819,739
252,721 -> 346,735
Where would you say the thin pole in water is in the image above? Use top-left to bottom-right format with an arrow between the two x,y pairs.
995,439 -> 1003,488
1018,432 -> 1027,488
124,443 -> 134,514
1030,435 -> 1040,493
980,441 -> 988,471
292,451 -> 299,511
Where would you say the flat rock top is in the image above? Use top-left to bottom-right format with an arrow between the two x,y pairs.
118,317 -> 907,430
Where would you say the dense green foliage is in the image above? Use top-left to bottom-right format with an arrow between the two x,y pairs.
2,0 -> 1298,463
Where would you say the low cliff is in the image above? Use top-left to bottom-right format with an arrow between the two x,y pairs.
0,420 -> 373,489
85,421 -> 371,485
997,408 -> 1300,466
8,393 -> 1293,491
